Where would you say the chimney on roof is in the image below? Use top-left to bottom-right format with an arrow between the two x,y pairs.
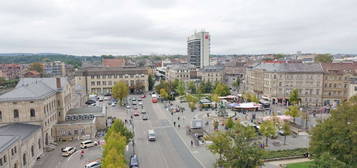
56,77 -> 61,89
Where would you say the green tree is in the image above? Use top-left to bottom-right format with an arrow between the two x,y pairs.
315,54 -> 333,63
175,80 -> 186,96
160,88 -> 169,100
281,121 -> 292,145
186,94 -> 198,103
309,96 -> 357,166
206,131 -> 232,166
213,82 -> 230,96
188,102 -> 197,112
102,148 -> 127,168
148,74 -> 155,91
112,81 -> 129,105
204,81 -> 213,93
207,123 -> 264,167
0,77 -> 5,85
285,105 -> 300,123
312,152 -> 347,168
226,117 -> 234,130
260,120 -> 277,147
289,89 -> 299,105
105,119 -> 133,143
243,93 -> 259,103
29,62 -> 44,73
155,80 -> 169,94
273,54 -> 285,59
187,81 -> 196,94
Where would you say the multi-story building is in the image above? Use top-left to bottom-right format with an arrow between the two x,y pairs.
43,61 -> 66,77
321,63 -> 357,106
0,123 -> 43,168
224,66 -> 245,89
0,64 -> 27,80
187,31 -> 210,68
75,67 -> 148,95
0,77 -> 73,146
348,78 -> 357,99
246,63 -> 324,106
166,64 -> 196,82
198,66 -> 224,82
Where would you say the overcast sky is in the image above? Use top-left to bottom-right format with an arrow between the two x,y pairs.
0,0 -> 356,55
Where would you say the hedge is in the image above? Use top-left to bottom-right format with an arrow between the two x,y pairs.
263,148 -> 308,160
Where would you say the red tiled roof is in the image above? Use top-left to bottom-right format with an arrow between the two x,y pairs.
321,63 -> 357,74
102,58 -> 126,67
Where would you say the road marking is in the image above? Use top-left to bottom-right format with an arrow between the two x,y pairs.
153,125 -> 172,129
192,151 -> 199,154
67,150 -> 79,161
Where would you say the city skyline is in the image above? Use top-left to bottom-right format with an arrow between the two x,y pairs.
0,0 -> 356,55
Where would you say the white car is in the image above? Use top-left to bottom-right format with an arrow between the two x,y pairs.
80,140 -> 97,149
85,161 -> 101,168
62,146 -> 76,157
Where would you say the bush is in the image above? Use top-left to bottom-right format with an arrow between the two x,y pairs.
263,148 -> 308,159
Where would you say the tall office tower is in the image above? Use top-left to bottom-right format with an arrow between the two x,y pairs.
187,31 -> 210,68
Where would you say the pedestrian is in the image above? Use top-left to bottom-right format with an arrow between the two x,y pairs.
173,121 -> 176,127
191,140 -> 194,147
178,124 -> 180,128
178,116 -> 180,120
124,119 -> 127,124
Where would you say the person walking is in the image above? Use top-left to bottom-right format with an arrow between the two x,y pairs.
173,121 -> 176,127
191,140 -> 194,147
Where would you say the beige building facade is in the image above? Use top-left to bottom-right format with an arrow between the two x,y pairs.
198,66 -> 224,82
166,64 -> 196,82
0,123 -> 43,168
246,63 -> 324,106
0,78 -> 73,146
75,67 -> 148,95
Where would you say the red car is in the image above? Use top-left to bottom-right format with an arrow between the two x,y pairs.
141,95 -> 146,98
133,110 -> 140,116
152,98 -> 158,103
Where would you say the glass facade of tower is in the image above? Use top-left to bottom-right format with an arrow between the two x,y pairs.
187,39 -> 201,67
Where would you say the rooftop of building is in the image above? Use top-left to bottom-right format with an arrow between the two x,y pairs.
0,123 -> 41,141
321,63 -> 357,74
199,66 -> 224,72
253,63 -> 323,73
75,66 -> 148,76
56,118 -> 95,125
67,107 -> 104,116
0,77 -> 69,102
102,58 -> 126,67
167,63 -> 196,70
0,135 -> 19,153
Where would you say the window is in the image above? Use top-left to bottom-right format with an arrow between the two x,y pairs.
23,153 -> 26,165
3,155 -> 6,163
14,109 -> 19,118
91,75 -> 94,79
334,83 -> 336,88
0,111 -> 2,120
31,145 -> 34,157
97,81 -> 100,85
38,139 -> 41,149
30,109 -> 36,117
96,75 -> 100,79
102,81 -> 106,86
91,82 -> 95,86
355,86 -> 357,91
108,75 -> 112,79
0,158 -> 2,166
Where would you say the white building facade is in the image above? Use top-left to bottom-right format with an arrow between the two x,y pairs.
187,31 -> 210,68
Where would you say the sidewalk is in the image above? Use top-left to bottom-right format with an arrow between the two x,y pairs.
264,158 -> 311,168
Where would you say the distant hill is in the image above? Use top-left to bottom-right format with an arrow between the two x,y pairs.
0,53 -> 67,57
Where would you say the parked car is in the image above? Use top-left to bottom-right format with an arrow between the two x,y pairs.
80,140 -> 98,149
133,110 -> 140,116
85,100 -> 96,105
130,155 -> 139,168
141,95 -> 146,98
62,146 -> 76,157
148,129 -> 156,141
85,161 -> 101,168
141,110 -> 147,114
142,114 -> 148,120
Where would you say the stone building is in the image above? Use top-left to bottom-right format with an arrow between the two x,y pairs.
348,78 -> 357,99
245,63 -> 324,106
0,123 -> 43,168
0,77 -> 73,146
166,64 -> 196,82
224,66 -> 245,89
197,66 -> 224,82
43,61 -> 66,77
53,107 -> 106,142
321,63 -> 357,106
75,67 -> 148,95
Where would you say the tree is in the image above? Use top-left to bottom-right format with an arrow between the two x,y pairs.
160,88 -> 169,100
243,93 -> 259,103
289,89 -> 299,105
206,122 -> 264,167
309,96 -> 357,166
187,81 -> 196,94
315,54 -> 333,63
148,74 -> 155,91
312,152 -> 347,168
155,80 -> 169,94
175,80 -> 186,96
112,81 -> 129,105
204,81 -> 213,93
281,121 -> 292,145
225,117 -> 234,130
260,120 -> 277,147
102,148 -> 126,168
185,94 -> 198,103
105,119 -> 133,143
213,82 -> 230,96
285,105 -> 300,123
188,102 -> 197,112
206,131 -> 232,166
273,54 -> 285,59
29,62 -> 43,73
0,77 -> 5,85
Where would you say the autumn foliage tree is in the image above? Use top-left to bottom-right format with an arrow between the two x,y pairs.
112,81 -> 129,105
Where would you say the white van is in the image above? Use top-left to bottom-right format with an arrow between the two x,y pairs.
62,146 -> 76,157
80,140 -> 97,149
148,129 -> 156,141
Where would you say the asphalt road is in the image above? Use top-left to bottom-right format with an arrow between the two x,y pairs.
130,96 -> 203,168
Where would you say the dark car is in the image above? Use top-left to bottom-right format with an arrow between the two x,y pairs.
130,155 -> 139,168
85,100 -> 96,105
